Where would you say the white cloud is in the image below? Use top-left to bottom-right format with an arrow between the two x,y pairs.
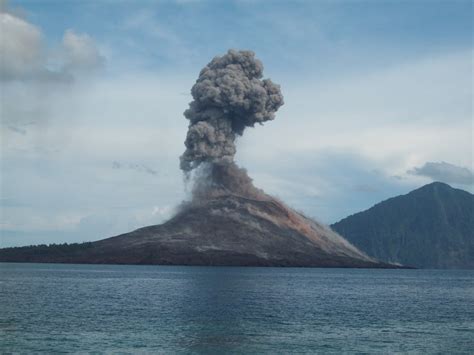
0,7 -> 103,81
0,11 -> 42,79
0,3 -> 106,140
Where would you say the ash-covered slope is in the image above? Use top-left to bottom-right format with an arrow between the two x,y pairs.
0,191 -> 388,267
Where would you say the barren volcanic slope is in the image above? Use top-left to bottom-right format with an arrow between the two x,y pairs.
0,50 -> 393,268
0,191 -> 385,267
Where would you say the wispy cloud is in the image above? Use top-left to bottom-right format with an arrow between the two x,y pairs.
123,9 -> 181,43
112,161 -> 158,176
408,162 -> 474,185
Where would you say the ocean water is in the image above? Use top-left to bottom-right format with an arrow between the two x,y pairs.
1,263 -> 473,354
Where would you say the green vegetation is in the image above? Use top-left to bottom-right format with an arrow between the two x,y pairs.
0,242 -> 94,261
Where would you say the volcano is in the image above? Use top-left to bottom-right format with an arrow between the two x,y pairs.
0,50 -> 398,268
0,190 -> 390,267
0,163 -> 393,267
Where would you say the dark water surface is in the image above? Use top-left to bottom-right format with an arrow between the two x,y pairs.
1,263 -> 473,354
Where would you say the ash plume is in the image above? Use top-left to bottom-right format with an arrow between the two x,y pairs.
180,49 -> 283,197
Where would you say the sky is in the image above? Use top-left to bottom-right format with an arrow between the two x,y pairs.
0,0 -> 472,247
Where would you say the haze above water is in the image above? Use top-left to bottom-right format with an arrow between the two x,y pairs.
1,264 -> 473,353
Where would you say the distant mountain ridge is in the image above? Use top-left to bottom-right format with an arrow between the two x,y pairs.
331,182 -> 474,269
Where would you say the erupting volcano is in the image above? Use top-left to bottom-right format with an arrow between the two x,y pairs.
0,50 -> 395,267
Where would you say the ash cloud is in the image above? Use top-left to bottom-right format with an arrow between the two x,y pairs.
180,50 -> 284,174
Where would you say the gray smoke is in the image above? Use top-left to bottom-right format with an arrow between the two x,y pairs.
180,49 -> 284,174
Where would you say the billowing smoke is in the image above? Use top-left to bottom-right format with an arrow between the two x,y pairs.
180,49 -> 283,172
180,49 -> 284,198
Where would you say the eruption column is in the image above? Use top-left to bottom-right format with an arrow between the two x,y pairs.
180,50 -> 284,175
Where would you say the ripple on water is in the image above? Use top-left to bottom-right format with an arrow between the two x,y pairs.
0,264 -> 473,353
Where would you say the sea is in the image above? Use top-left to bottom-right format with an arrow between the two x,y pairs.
1,263 -> 473,354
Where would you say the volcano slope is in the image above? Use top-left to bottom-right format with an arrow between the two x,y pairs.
0,193 -> 388,267
0,168 -> 391,268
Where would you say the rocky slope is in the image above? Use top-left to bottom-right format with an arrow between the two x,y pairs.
332,182 -> 474,269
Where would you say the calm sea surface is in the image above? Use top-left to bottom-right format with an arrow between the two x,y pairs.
1,263 -> 473,354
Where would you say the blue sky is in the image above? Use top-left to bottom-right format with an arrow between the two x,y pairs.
1,0 -> 472,246
15,0 -> 472,79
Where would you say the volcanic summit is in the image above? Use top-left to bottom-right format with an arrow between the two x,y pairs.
0,50 -> 392,268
